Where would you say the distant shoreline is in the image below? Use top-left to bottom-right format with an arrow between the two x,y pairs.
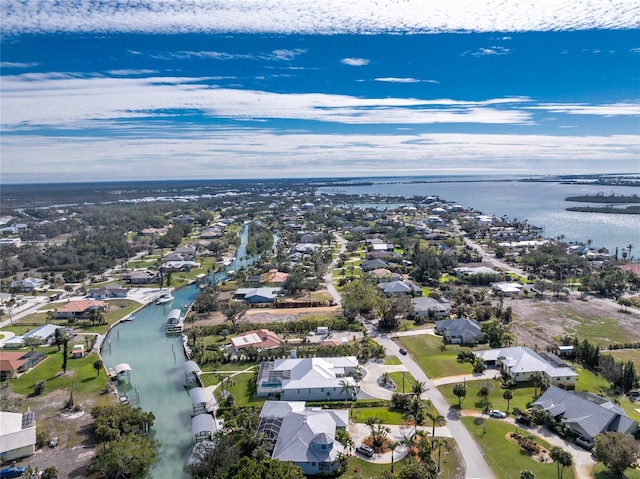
565,194 -> 640,204
566,206 -> 640,215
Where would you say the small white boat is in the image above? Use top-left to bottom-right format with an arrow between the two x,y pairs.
156,293 -> 174,304
122,314 -> 135,322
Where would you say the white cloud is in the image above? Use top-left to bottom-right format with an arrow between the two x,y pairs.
4,0 -> 637,35
341,58 -> 370,66
106,69 -> 157,75
0,74 -> 535,128
0,62 -> 39,68
466,46 -> 512,56
2,131 -> 637,182
375,77 -> 438,84
530,102 -> 640,116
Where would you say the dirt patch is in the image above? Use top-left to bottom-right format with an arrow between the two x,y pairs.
502,295 -> 640,350
5,389 -> 107,478
190,306 -> 342,328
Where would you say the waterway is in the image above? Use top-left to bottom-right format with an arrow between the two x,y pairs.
101,223 -> 258,478
102,285 -> 197,479
319,176 -> 640,255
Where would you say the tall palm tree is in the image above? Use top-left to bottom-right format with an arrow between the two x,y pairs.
627,243 -> 634,261
425,405 -> 444,444
389,441 -> 398,473
503,389 -> 513,412
530,371 -> 545,398
339,379 -> 354,406
411,380 -> 427,399
433,437 -> 451,472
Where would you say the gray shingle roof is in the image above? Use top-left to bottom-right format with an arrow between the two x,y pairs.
532,385 -> 638,440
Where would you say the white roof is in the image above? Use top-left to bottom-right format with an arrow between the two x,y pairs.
273,357 -> 358,391
189,387 -> 210,406
192,414 -> 216,436
260,401 -> 306,418
113,363 -> 132,375
231,333 -> 262,348
476,347 -> 577,378
183,360 -> 202,375
0,411 -> 36,455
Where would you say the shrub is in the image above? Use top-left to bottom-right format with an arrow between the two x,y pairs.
34,379 -> 47,396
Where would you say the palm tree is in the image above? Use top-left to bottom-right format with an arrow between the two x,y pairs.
425,405 -> 444,444
411,380 -> 427,399
339,379 -> 354,406
627,243 -> 634,261
389,441 -> 398,473
520,471 -> 535,479
503,389 -> 513,412
433,437 -> 451,472
530,371 -> 544,398
550,447 -> 572,479
406,396 -> 423,436
477,385 -> 491,411
93,359 -> 104,377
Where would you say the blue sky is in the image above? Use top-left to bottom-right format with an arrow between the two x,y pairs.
1,1 -> 639,183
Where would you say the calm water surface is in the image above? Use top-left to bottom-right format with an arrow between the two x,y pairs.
320,177 -> 640,253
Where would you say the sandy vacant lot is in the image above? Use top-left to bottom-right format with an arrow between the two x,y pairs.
504,294 -> 640,350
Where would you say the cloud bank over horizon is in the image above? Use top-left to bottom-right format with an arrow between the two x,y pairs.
0,2 -> 638,183
3,0 -> 639,35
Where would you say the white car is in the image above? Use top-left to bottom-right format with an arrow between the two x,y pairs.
489,409 -> 507,418
356,445 -> 374,457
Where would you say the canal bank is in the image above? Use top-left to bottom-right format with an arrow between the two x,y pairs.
99,222 -> 261,478
102,285 -> 198,479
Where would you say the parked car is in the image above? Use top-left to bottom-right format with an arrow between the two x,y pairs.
489,409 -> 507,418
515,415 -> 531,427
399,348 -> 407,355
356,444 -> 375,457
0,466 -> 26,478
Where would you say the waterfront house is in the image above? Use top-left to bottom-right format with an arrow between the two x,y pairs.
87,283 -> 128,299
532,385 -> 637,444
56,299 -> 107,319
23,324 -> 72,345
475,347 -> 578,388
360,259 -> 389,271
230,329 -> 282,353
258,401 -> 348,475
233,287 -> 283,304
121,270 -> 159,284
256,357 -> 359,401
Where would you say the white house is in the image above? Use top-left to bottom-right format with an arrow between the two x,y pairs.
256,357 -> 359,401
0,410 -> 36,461
475,347 -> 578,388
259,401 -> 348,475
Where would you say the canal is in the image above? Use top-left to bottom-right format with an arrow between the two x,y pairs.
101,223 -> 264,478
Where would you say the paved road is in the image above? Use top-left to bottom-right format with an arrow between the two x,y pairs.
368,325 -> 497,479
326,232 -> 495,478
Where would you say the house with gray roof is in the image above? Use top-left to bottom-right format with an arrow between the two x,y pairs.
10,277 -> 46,292
532,385 -> 637,443
256,357 -> 359,401
233,287 -> 283,304
360,259 -> 389,271
87,283 -> 128,299
475,347 -> 578,388
258,401 -> 348,475
378,280 -> 422,297
412,297 -> 452,319
435,318 -> 485,344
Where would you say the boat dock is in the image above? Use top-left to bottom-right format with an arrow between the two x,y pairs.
165,308 -> 184,334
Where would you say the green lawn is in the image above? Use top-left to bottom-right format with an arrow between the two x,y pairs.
10,348 -> 107,396
384,355 -> 402,365
570,315 -> 640,345
224,371 -> 265,407
608,348 -> 640,365
388,371 -> 417,395
351,406 -> 407,425
439,379 -> 536,412
461,416 -> 576,479
398,334 -> 488,378
199,361 -> 259,373
341,455 -> 413,478
593,462 -> 640,479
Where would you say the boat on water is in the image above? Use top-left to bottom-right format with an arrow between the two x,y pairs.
122,314 -> 135,322
156,292 -> 174,304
